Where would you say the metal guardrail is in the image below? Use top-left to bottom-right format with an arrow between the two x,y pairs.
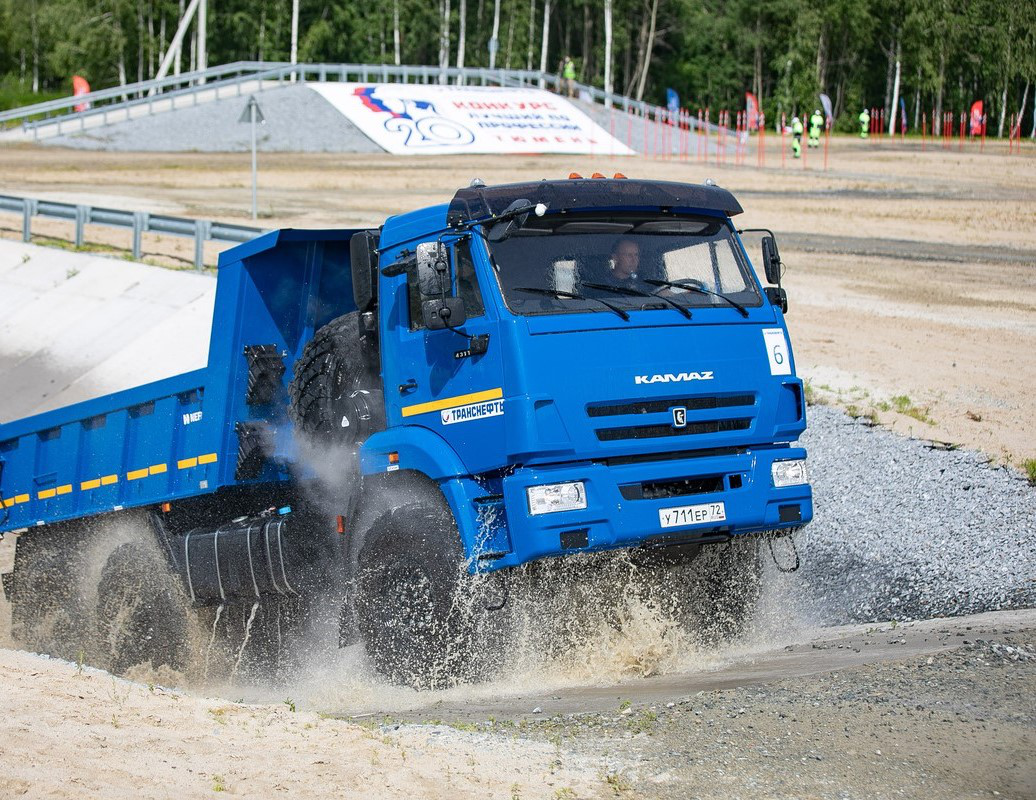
0,62 -> 266,127
0,194 -> 265,269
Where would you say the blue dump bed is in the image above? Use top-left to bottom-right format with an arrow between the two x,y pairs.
0,229 -> 359,533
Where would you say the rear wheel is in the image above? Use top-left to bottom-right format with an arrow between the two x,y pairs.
354,501 -> 494,689
10,529 -> 89,660
96,541 -> 191,674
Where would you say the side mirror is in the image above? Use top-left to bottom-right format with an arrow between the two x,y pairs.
764,286 -> 788,313
422,296 -> 467,330
416,241 -> 450,296
487,198 -> 536,243
761,235 -> 782,285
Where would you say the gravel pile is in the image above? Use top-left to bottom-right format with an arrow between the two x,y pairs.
789,404 -> 1036,625
48,84 -> 382,153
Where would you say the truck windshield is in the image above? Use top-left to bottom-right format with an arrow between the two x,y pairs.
486,213 -> 763,318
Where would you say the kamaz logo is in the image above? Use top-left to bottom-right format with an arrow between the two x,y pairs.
634,371 -> 714,385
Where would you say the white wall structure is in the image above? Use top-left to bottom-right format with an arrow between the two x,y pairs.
0,241 -> 214,422
310,83 -> 634,155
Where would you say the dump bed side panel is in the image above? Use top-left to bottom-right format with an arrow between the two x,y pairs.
0,371 -> 215,532
0,229 -> 361,533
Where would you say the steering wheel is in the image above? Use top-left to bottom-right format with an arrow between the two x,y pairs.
656,277 -> 707,296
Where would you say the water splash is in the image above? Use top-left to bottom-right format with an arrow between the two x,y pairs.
203,603 -> 224,680
232,602 -> 261,677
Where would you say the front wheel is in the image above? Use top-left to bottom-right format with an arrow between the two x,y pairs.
683,537 -> 763,645
354,502 -> 492,689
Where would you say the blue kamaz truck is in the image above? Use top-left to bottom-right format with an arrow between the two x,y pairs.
0,176 -> 812,686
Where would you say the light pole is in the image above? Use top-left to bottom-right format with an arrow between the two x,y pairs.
238,95 -> 266,220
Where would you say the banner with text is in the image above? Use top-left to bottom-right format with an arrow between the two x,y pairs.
311,83 -> 634,155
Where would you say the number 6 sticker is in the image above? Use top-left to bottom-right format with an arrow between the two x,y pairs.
762,328 -> 792,375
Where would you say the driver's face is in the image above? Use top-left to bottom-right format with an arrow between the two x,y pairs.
612,241 -> 640,280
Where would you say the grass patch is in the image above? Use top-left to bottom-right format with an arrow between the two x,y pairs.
605,771 -> 634,795
1023,459 -> 1036,485
803,379 -> 817,406
0,76 -> 66,114
889,394 -> 935,425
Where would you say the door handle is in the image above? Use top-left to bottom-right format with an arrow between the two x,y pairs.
398,379 -> 418,394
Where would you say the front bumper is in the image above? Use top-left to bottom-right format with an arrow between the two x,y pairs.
451,445 -> 812,571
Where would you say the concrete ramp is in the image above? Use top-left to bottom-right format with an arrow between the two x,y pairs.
45,84 -> 382,153
0,240 -> 213,422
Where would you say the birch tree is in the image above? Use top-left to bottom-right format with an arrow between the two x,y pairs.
538,0 -> 550,86
456,0 -> 467,75
635,0 -> 658,101
489,0 -> 500,68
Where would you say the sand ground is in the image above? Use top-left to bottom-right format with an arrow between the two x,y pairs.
1,139 -> 1033,467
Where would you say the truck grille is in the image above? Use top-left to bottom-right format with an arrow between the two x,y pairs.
620,475 -> 725,500
596,417 -> 751,442
587,393 -> 754,418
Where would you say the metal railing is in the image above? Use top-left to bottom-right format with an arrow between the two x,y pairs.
0,194 -> 265,269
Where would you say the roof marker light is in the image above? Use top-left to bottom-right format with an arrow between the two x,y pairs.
591,172 -> 606,179
568,172 -> 583,179
613,172 -> 628,179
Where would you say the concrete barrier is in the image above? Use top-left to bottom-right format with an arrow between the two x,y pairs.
0,240 -> 213,422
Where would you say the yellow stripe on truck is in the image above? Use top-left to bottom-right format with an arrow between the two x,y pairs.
177,457 -> 198,470
126,468 -> 149,481
81,478 -> 101,491
198,453 -> 218,465
401,388 -> 503,418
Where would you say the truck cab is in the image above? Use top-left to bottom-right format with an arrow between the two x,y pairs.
359,177 -> 812,573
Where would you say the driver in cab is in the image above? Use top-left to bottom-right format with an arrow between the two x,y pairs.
608,238 -> 641,288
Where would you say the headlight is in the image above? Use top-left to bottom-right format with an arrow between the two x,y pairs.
526,481 -> 587,515
772,459 -> 808,487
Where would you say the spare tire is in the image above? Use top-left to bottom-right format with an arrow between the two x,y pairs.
288,312 -> 384,445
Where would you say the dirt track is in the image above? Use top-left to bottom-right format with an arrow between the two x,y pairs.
1,140 -> 1033,465
1,605 -> 1032,799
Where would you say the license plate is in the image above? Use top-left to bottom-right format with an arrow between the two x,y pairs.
658,501 -> 727,529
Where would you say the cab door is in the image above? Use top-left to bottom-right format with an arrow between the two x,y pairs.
381,234 -> 505,475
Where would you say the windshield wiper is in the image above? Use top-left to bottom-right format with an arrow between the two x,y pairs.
513,286 -> 630,321
642,278 -> 749,318
578,281 -> 691,319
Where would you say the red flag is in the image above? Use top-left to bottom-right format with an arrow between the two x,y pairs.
72,75 -> 91,112
745,92 -> 760,131
969,100 -> 984,136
